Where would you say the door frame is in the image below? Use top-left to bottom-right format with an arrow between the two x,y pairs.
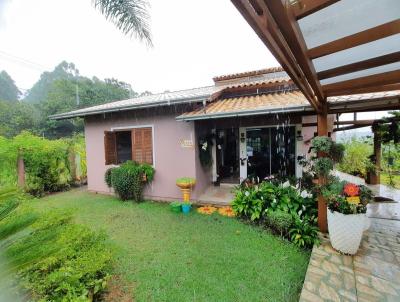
239,124 -> 302,182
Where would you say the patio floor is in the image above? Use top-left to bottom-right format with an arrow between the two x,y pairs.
197,184 -> 235,206
300,203 -> 400,302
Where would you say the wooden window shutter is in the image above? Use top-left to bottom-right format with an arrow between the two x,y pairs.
132,127 -> 153,164
104,131 -> 117,165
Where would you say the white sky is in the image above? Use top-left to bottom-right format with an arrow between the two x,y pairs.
0,0 -> 391,126
0,0 -> 278,94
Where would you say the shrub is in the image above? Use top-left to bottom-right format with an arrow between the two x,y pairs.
141,163 -> 155,182
0,190 -> 112,301
232,184 -> 264,221
233,179 -> 319,248
104,167 -> 116,188
337,138 -> 372,177
266,210 -> 292,236
289,216 -> 320,248
109,161 -> 155,202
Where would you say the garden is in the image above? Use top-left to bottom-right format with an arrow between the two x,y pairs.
0,132 -> 377,300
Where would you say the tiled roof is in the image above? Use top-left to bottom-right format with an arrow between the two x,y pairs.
223,76 -> 292,89
213,67 -> 285,82
176,91 -> 311,120
50,85 -> 219,120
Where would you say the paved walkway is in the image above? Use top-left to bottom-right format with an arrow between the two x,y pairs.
299,212 -> 400,302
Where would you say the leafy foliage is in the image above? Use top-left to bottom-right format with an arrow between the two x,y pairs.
92,0 -> 152,44
104,167 -> 116,188
266,210 -> 292,237
0,188 -> 113,301
311,136 -> 332,153
289,217 -> 320,248
232,180 -> 319,248
0,132 -> 86,195
0,70 -> 20,101
337,137 -> 372,177
109,161 -> 155,201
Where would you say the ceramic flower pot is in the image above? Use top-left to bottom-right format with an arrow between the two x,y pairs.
181,203 -> 192,214
170,202 -> 181,213
327,210 -> 366,255
176,178 -> 196,202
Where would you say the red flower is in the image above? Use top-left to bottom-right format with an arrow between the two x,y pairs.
343,183 -> 359,197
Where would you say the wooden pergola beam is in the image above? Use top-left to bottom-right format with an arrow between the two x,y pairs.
317,52 -> 400,80
323,70 -> 400,97
291,0 -> 340,20
231,0 -> 321,111
263,0 -> 325,104
309,19 -> 400,59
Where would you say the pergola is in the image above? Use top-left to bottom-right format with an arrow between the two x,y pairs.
231,0 -> 400,232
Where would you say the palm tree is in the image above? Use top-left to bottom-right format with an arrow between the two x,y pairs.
92,0 -> 152,45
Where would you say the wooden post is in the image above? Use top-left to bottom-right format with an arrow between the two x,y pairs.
317,102 -> 328,233
17,149 -> 25,188
372,131 -> 381,184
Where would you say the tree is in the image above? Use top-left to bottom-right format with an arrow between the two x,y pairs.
0,100 -> 39,137
0,71 -> 20,101
92,0 -> 152,45
24,61 -> 79,103
38,74 -> 137,138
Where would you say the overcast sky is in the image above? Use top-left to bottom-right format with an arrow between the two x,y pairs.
0,0 -> 278,94
0,0 -> 389,125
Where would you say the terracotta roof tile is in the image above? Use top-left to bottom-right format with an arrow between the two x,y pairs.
177,91 -> 310,120
213,67 -> 285,82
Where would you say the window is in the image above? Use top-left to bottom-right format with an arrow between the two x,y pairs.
104,127 -> 153,165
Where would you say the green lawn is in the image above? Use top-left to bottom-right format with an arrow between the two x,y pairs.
32,189 -> 310,302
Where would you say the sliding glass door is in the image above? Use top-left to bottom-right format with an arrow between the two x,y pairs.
246,126 -> 295,180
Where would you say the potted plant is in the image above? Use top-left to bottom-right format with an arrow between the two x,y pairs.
176,177 -> 196,201
170,201 -> 182,213
327,183 -> 372,255
181,201 -> 192,214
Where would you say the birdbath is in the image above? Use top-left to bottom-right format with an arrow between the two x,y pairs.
176,177 -> 196,202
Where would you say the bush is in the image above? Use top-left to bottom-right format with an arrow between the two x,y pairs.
266,210 -> 292,236
337,138 -> 372,177
0,189 -> 112,301
289,217 -> 320,248
110,161 -> 155,201
104,167 -> 116,188
311,136 -> 332,153
232,179 -> 319,248
0,132 -> 86,196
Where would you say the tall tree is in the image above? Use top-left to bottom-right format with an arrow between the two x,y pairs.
24,61 -> 79,103
0,71 -> 20,101
92,0 -> 152,45
38,75 -> 137,138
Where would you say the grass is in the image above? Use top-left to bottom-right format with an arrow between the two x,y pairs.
381,173 -> 400,189
31,189 -> 310,302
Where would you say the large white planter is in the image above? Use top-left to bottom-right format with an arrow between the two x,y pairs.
327,210 -> 366,255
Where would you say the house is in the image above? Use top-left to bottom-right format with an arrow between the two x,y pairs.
50,67 -> 399,202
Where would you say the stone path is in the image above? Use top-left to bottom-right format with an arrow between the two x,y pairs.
299,216 -> 400,302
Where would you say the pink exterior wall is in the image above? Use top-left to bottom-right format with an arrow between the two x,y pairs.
84,109 -> 209,200
301,114 -> 336,156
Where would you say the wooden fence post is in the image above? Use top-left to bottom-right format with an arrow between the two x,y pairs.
17,149 -> 25,188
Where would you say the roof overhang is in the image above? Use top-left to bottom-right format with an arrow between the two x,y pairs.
231,0 -> 400,112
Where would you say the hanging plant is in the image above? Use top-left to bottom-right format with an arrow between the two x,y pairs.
198,134 -> 214,167
311,136 -> 332,153
314,157 -> 333,177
